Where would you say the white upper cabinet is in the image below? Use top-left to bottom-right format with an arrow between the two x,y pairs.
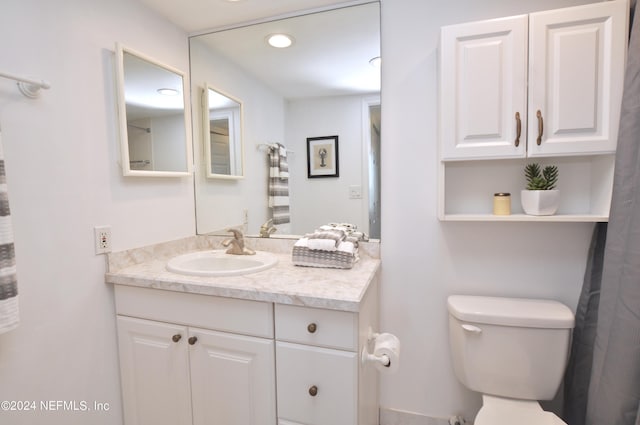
440,0 -> 627,160
527,1 -> 627,157
440,15 -> 528,160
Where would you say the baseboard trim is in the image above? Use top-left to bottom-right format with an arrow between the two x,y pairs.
379,407 -> 455,425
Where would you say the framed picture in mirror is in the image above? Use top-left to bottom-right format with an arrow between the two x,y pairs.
307,136 -> 339,178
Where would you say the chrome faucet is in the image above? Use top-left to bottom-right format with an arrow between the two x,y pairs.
221,228 -> 256,255
259,219 -> 277,238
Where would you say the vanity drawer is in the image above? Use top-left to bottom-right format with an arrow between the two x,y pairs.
275,304 -> 357,351
276,341 -> 357,425
114,285 -> 274,338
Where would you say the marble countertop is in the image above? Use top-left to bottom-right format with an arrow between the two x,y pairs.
105,235 -> 380,313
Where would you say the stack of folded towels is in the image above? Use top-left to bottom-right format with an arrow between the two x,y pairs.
292,224 -> 366,269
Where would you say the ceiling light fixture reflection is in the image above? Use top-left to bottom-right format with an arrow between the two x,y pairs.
369,56 -> 381,68
267,34 -> 294,48
157,88 -> 179,96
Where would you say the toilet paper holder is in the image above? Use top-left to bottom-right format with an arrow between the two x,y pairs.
360,327 -> 397,369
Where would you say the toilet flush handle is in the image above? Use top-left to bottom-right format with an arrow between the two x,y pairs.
461,324 -> 482,334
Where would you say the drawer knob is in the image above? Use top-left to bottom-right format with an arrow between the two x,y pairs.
308,385 -> 318,397
307,323 -> 317,333
172,334 -> 182,343
188,336 -> 198,345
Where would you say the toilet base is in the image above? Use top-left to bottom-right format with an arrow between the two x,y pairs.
474,395 -> 567,425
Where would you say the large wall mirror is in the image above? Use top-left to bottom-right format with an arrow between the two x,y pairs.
190,2 -> 381,238
115,43 -> 192,177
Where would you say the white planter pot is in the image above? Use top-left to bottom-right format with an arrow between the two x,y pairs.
521,189 -> 560,216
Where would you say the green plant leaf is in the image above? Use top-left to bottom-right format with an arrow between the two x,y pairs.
524,163 -> 558,190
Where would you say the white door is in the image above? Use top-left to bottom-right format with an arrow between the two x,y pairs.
440,15 -> 528,160
189,327 -> 276,425
117,316 -> 193,425
527,0 -> 626,157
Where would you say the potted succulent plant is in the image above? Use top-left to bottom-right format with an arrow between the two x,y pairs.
521,163 -> 560,215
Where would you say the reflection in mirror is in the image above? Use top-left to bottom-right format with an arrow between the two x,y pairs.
203,85 -> 244,179
115,43 -> 192,177
190,2 -> 380,237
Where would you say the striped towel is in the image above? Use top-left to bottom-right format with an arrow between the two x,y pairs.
305,228 -> 346,251
268,143 -> 290,224
292,237 -> 359,269
0,130 -> 18,334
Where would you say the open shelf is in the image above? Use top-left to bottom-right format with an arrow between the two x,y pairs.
438,155 -> 614,222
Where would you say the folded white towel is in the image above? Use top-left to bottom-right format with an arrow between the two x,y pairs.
336,240 -> 357,255
308,238 -> 338,251
294,237 -> 310,248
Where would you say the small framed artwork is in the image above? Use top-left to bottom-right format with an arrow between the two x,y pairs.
307,135 -> 339,178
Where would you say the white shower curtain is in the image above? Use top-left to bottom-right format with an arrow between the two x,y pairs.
0,127 -> 19,334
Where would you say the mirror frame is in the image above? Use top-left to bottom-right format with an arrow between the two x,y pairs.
202,83 -> 245,179
115,43 -> 193,177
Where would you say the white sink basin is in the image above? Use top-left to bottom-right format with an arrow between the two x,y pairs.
166,250 -> 278,277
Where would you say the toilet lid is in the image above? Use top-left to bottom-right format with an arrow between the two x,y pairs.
475,399 -> 567,425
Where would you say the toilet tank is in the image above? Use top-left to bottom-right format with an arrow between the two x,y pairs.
447,295 -> 574,401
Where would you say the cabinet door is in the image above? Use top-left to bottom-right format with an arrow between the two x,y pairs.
440,15 -> 528,160
528,1 -> 626,157
189,327 -> 276,425
117,316 -> 193,425
276,341 -> 357,425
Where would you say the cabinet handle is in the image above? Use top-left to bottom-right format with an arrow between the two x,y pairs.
308,385 -> 318,397
172,334 -> 182,343
536,110 -> 544,145
188,336 -> 198,345
514,112 -> 521,147
307,323 -> 317,333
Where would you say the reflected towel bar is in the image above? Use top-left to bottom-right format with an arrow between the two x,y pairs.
0,70 -> 51,98
257,143 -> 295,154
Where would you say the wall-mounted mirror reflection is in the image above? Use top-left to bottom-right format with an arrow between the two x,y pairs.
203,85 -> 244,178
190,2 -> 380,237
115,43 -> 192,177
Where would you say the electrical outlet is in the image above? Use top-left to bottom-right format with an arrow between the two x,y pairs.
94,225 -> 111,254
349,185 -> 362,199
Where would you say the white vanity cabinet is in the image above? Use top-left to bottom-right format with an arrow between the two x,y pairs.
438,1 -> 627,221
114,285 -> 276,425
274,283 -> 379,425
113,275 -> 379,425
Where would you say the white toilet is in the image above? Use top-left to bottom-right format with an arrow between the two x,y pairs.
447,295 -> 575,425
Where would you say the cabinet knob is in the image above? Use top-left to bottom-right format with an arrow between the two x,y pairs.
536,110 -> 544,145
307,323 -> 317,333
172,334 -> 182,343
188,336 -> 198,345
308,385 -> 318,397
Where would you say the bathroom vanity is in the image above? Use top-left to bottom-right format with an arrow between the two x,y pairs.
106,236 -> 380,425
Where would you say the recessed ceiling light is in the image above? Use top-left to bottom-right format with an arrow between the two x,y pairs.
369,56 -> 381,68
267,33 -> 294,48
157,88 -> 179,96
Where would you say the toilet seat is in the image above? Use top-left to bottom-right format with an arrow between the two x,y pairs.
474,395 -> 567,425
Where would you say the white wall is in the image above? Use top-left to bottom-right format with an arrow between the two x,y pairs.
380,0 -> 600,420
0,1 -> 193,424
286,94 -> 373,234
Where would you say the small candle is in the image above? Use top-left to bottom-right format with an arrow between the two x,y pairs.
493,193 -> 511,215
